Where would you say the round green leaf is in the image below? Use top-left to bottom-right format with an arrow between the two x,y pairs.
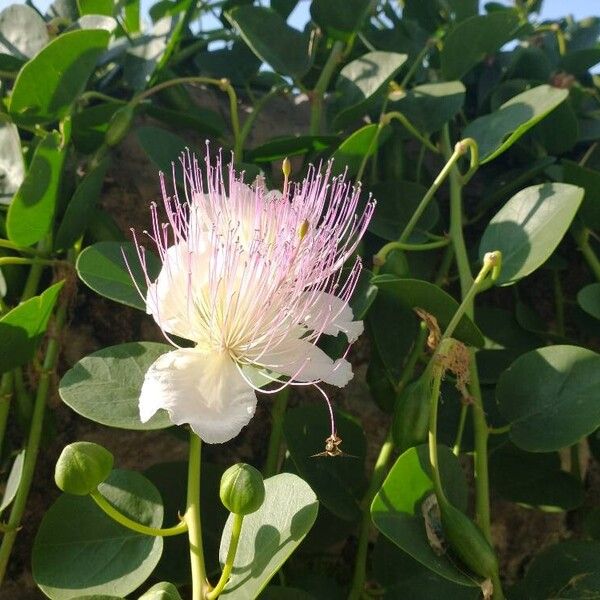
578,283 -> 600,320
562,159 -> 600,229
33,469 -> 164,599
138,582 -> 182,600
283,404 -> 366,521
226,6 -> 313,78
331,123 -> 386,178
519,540 -> 600,599
371,445 -> 475,586
310,0 -> 370,40
136,126 -> 192,174
0,4 -> 49,59
59,342 -> 173,430
55,157 -> 110,251
497,345 -> 600,452
441,11 -> 520,80
0,122 -> 25,205
479,183 -> 584,286
371,276 -> 485,347
463,85 -> 569,163
389,81 -> 465,134
10,29 -> 109,125
489,443 -> 583,512
76,241 -> 160,310
219,473 -> 319,598
333,51 -> 408,129
7,131 -> 67,247
0,281 -> 63,374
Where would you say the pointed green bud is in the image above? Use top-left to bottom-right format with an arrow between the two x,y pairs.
219,463 -> 265,515
105,105 -> 135,147
55,442 -> 114,495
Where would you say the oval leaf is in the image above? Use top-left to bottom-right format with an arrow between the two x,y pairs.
10,29 -> 109,125
76,241 -> 160,310
479,183 -> 584,286
59,342 -> 173,430
463,85 -> 569,163
33,469 -> 163,599
283,405 -> 366,521
7,131 -> 67,246
334,51 -> 408,129
441,11 -> 520,80
577,282 -> 600,320
136,126 -> 192,174
371,276 -> 484,347
371,445 -> 475,586
496,345 -> 600,452
0,281 -> 63,374
226,6 -> 313,78
219,473 -> 319,598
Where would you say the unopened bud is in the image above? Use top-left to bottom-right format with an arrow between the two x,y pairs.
219,463 -> 265,515
55,442 -> 113,495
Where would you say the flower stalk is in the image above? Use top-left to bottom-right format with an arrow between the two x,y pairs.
206,513 -> 244,600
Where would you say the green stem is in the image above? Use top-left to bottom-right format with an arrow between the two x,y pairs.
206,513 -> 244,600
427,365 -> 447,505
348,433 -> 395,600
309,40 -> 345,135
20,240 -> 50,301
0,257 -> 59,268
0,294 -> 67,583
469,361 -> 492,542
572,223 -> 600,282
442,125 -> 494,545
263,388 -> 289,478
0,372 -> 14,455
186,432 -> 208,600
399,40 -> 432,88
452,403 -> 468,455
373,238 -> 450,270
398,135 -> 477,245
0,240 -> 41,256
383,112 -> 438,154
90,490 -> 188,536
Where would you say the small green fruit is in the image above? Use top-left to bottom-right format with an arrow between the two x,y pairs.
219,463 -> 265,515
55,441 -> 114,495
440,500 -> 499,579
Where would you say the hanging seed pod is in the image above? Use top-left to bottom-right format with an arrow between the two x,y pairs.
439,500 -> 499,579
392,372 -> 431,452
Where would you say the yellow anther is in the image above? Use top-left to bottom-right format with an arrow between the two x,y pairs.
298,220 -> 309,240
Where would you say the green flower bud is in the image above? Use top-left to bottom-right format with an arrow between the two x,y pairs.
104,105 -> 135,147
55,441 -> 114,495
219,463 -> 265,515
392,374 -> 431,452
440,501 -> 499,579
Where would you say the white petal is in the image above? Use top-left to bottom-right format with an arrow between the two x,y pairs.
301,291 -> 363,343
251,336 -> 353,387
145,243 -> 210,342
139,349 -> 257,444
